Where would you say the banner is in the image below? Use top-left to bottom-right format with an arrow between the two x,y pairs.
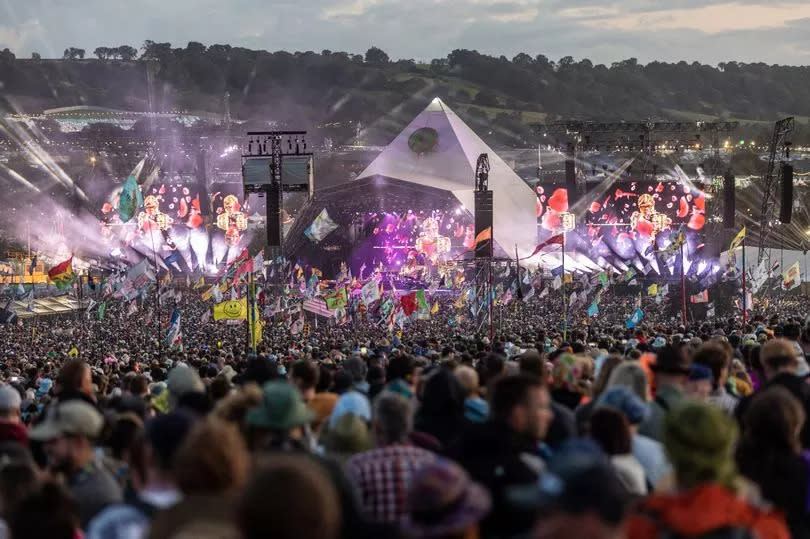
690,289 -> 709,303
213,299 -> 247,321
118,160 -> 145,223
626,307 -> 644,328
361,279 -> 381,306
166,308 -> 182,348
304,208 -> 339,243
783,261 -> 801,290
324,287 -> 348,311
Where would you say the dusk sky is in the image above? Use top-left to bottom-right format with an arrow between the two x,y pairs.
1,0 -> 809,65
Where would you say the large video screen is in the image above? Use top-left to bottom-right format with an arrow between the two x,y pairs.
537,179 -> 706,274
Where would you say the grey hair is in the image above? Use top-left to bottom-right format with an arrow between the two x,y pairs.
373,391 -> 414,444
606,362 -> 649,401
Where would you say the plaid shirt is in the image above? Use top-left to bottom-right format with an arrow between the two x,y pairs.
346,443 -> 438,524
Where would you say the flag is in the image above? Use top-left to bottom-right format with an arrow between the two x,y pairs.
86,298 -> 97,319
290,314 -> 304,336
587,302 -> 599,317
598,272 -> 609,287
552,276 -> 562,290
707,303 -> 715,318
48,257 -> 74,289
782,261 -> 801,290
67,347 -> 79,357
361,279 -> 381,305
304,208 -> 339,243
213,299 -> 247,321
472,227 -> 492,249
126,300 -> 138,317
97,302 -> 106,320
415,289 -> 429,312
430,301 -> 439,315
690,289 -> 709,303
201,309 -> 211,324
729,226 -> 746,251
400,292 -> 418,316
324,287 -> 348,311
193,276 -> 206,289
538,287 -> 548,299
563,274 -> 573,284
118,164 -> 145,222
166,308 -> 182,348
660,284 -> 669,296
526,234 -> 564,258
626,307 -> 644,328
523,286 -> 536,302
569,291 -> 577,307
647,284 -> 658,296
28,256 -> 37,276
621,268 -> 637,282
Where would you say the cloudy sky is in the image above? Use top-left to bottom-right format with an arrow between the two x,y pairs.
2,0 -> 809,65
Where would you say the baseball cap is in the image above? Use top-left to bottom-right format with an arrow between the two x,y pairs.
29,400 -> 103,441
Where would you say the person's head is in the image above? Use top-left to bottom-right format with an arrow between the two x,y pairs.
740,386 -> 805,455
490,374 -> 553,441
106,413 -> 143,461
596,386 -> 648,429
684,364 -> 713,401
30,400 -> 103,473
691,342 -> 732,390
290,360 -> 319,403
0,385 -> 22,422
405,459 -> 491,539
454,366 -> 480,399
174,417 -> 249,496
605,361 -> 649,401
518,351 -> 544,378
372,391 -> 415,445
343,357 -> 368,385
651,344 -> 691,388
56,358 -> 92,398
245,381 -> 315,446
0,459 -> 38,517
166,364 -> 205,410
591,355 -> 624,399
130,411 -> 196,491
664,401 -> 739,490
238,455 -> 341,539
588,407 -> 631,456
387,354 -> 415,386
8,482 -> 78,539
761,338 -> 799,379
551,355 -> 593,396
129,375 -> 149,398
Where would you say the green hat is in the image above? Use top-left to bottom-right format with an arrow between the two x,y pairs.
663,401 -> 739,489
246,381 -> 315,430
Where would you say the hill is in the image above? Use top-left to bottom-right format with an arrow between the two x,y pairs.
2,43 -> 810,145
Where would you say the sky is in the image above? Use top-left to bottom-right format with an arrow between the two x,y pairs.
1,0 -> 809,66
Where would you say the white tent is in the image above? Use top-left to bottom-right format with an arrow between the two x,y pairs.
356,98 -> 537,257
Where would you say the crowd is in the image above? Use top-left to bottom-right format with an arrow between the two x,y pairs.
0,284 -> 808,539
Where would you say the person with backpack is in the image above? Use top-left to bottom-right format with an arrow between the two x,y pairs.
626,401 -> 789,539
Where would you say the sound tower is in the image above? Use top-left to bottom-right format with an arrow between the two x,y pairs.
723,172 -> 735,228
780,164 -> 794,224
266,182 -> 282,247
474,190 -> 493,258
565,159 -> 578,204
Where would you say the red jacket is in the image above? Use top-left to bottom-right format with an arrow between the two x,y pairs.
626,483 -> 789,539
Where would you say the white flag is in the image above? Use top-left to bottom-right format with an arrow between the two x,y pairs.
539,287 -> 549,298
552,276 -> 562,290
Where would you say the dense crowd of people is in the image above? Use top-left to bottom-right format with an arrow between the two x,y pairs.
0,282 -> 808,539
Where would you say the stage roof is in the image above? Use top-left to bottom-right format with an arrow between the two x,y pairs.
356,98 -> 537,257
12,296 -> 86,319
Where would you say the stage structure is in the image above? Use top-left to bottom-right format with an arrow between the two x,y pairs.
284,98 -> 536,279
757,117 -> 794,265
473,153 -> 493,338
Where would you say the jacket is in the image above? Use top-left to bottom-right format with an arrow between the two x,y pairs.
449,420 -> 543,538
638,384 -> 683,441
626,483 -> 790,539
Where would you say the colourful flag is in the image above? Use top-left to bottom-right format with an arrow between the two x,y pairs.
598,271 -> 609,287
166,309 -> 182,348
400,292 -> 418,316
48,257 -> 74,289
526,234 -> 564,258
626,307 -> 644,328
415,289 -> 428,311
193,276 -> 206,289
782,261 -> 801,290
304,208 -> 338,243
118,162 -> 145,223
361,279 -> 381,305
97,302 -> 106,320
729,226 -> 746,251
324,287 -> 348,311
472,227 -> 492,248
213,299 -> 247,321
587,302 -> 599,317
690,289 -> 709,303
430,301 -> 439,315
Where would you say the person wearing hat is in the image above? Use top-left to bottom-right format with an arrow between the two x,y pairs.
30,400 -> 123,528
403,458 -> 491,539
0,384 -> 27,447
245,380 -> 315,451
166,364 -> 205,411
638,344 -> 691,442
626,402 -> 790,539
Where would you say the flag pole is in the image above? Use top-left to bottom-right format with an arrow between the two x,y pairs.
680,241 -> 687,325
562,230 -> 567,341
248,269 -> 256,354
742,237 -> 747,327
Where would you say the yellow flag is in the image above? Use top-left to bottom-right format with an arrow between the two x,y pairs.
729,226 -> 746,251
563,274 -> 573,284
213,299 -> 247,321
430,301 -> 439,315
193,276 -> 206,289
251,310 -> 263,348
647,284 -> 658,296
67,347 -> 79,357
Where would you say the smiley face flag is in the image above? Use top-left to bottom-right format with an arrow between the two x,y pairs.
213,299 -> 247,321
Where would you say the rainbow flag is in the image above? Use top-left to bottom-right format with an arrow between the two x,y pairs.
47,257 -> 74,289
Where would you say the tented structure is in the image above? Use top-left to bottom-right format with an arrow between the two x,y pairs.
355,98 -> 537,256
11,296 -> 86,318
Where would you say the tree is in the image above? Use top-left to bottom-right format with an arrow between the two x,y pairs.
94,47 -> 110,60
364,46 -> 389,65
62,47 -> 85,60
117,45 -> 137,61
474,90 -> 498,107
185,41 -> 206,55
31,52 -> 40,61
0,48 -> 14,65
